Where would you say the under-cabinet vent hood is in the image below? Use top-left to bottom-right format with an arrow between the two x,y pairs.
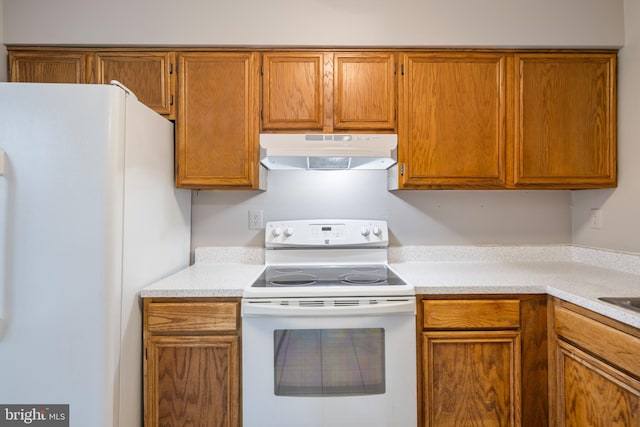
259,133 -> 397,170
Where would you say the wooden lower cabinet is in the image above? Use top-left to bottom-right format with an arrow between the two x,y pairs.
422,330 -> 521,426
143,298 -> 241,427
549,298 -> 640,427
419,296 -> 548,427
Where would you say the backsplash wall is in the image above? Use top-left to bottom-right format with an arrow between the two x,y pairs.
191,170 -> 572,249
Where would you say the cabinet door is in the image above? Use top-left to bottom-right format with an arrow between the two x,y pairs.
145,335 -> 240,427
95,52 -> 175,117
399,53 -> 507,189
513,53 -> 616,188
9,51 -> 89,83
555,340 -> 640,427
422,330 -> 521,427
261,52 -> 325,131
333,52 -> 396,130
176,52 -> 259,189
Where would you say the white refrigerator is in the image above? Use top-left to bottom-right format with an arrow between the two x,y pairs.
0,82 -> 191,426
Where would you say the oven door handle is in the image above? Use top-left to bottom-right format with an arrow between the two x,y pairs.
242,298 -> 416,317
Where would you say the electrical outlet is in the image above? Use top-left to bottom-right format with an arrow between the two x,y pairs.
249,209 -> 264,230
590,208 -> 603,229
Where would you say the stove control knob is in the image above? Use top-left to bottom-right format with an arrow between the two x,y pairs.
372,225 -> 382,237
272,227 -> 282,237
361,226 -> 371,237
284,226 -> 294,237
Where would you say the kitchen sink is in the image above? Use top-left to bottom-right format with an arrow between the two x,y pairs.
598,297 -> 640,314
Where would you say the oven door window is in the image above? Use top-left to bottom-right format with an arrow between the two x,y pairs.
273,328 -> 385,397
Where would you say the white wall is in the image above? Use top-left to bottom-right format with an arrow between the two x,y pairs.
572,0 -> 640,254
191,171 -> 572,248
0,0 -> 6,82
3,0 -> 624,47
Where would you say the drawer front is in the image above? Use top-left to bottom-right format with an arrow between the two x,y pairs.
146,302 -> 238,333
554,305 -> 640,378
422,299 -> 520,329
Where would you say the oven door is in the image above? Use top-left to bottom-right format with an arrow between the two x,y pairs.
241,297 -> 417,427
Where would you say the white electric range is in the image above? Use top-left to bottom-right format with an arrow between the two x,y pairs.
242,219 -> 417,427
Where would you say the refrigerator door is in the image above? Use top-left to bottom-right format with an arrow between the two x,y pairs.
0,82 -> 125,426
0,82 -> 190,427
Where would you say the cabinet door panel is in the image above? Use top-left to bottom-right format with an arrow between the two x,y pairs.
556,340 -> 640,427
146,335 -> 240,427
176,52 -> 258,189
514,53 -> 616,187
333,53 -> 396,130
422,330 -> 521,427
95,52 -> 174,117
399,53 -> 507,188
262,52 -> 324,130
9,52 -> 88,83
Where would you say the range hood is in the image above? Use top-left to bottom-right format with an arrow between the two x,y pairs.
259,133 -> 397,170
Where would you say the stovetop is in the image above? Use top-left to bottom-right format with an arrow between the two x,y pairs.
243,219 -> 415,298
253,265 -> 407,288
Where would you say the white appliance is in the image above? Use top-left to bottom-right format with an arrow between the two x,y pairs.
242,219 -> 416,427
0,82 -> 191,426
259,133 -> 398,170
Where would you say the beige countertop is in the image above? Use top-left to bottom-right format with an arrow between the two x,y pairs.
141,245 -> 640,328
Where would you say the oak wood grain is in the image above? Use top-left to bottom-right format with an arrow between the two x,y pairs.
554,305 -> 640,379
423,299 -> 520,329
556,340 -> 640,427
146,302 -> 238,333
148,335 -> 240,427
399,52 -> 508,188
95,51 -> 175,117
333,52 -> 396,130
262,52 -> 324,130
176,52 -> 259,189
9,51 -> 89,83
143,299 -> 241,427
423,330 -> 521,427
513,53 -> 617,188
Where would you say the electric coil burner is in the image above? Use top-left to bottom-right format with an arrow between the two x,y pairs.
244,219 -> 413,298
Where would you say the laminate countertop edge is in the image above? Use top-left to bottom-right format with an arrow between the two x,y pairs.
141,245 -> 640,328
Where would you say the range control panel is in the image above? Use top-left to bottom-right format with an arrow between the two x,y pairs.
265,219 -> 389,248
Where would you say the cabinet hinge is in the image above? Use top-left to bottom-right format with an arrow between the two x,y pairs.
400,163 -> 405,176
169,63 -> 173,74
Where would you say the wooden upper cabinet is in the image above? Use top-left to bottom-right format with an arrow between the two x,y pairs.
513,53 -> 617,188
94,52 -> 175,118
398,52 -> 507,189
175,52 -> 259,189
9,51 -> 89,83
261,51 -> 396,132
333,52 -> 396,130
262,52 -> 325,131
